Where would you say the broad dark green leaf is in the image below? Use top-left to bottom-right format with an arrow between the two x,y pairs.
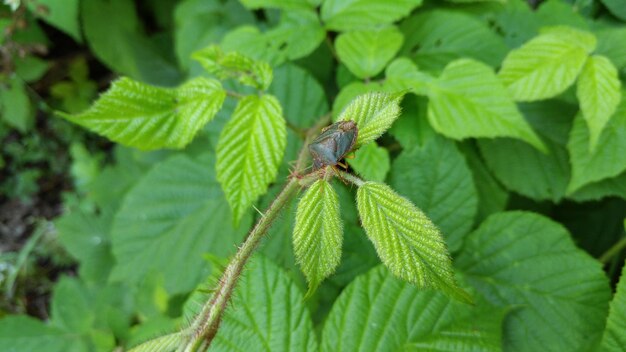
111,154 -> 250,293
29,0 -> 81,41
216,94 -> 286,224
499,26 -> 596,101
600,0 -> 626,21
321,0 -> 422,31
399,10 -> 508,71
567,99 -> 626,193
293,180 -> 343,292
50,277 -> 94,334
389,136 -> 477,252
240,0 -> 319,9
348,142 -> 390,182
335,26 -> 403,79
268,64 -> 328,129
479,100 -> 575,202
356,182 -> 471,303
0,316 -> 85,352
457,211 -> 611,351
428,58 -> 546,152
0,76 -> 32,133
60,77 -> 225,150
601,259 -> 626,351
595,27 -> 626,71
264,9 -> 325,61
81,0 -> 181,85
321,266 -> 504,352
211,256 -> 318,351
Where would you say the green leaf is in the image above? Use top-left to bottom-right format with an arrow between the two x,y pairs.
498,26 -> 596,101
212,256 -> 318,351
595,27 -> 626,71
389,136 -> 478,252
0,316 -> 84,352
60,77 -> 225,150
356,182 -> 471,303
50,277 -> 94,333
81,0 -> 181,85
321,266 -> 505,352
268,64 -> 328,129
428,58 -> 546,152
347,142 -> 390,182
219,26 -> 286,67
30,0 -> 81,42
478,100 -> 575,202
263,9 -> 325,61
567,100 -> 626,193
399,10 -> 508,71
240,0 -> 318,9
293,179 -> 343,292
577,55 -> 622,151
174,0 -> 254,70
600,0 -> 626,21
216,94 -> 286,224
601,260 -> 626,351
128,332 -> 183,352
457,211 -> 611,352
111,154 -> 250,293
569,172 -> 626,202
192,45 -> 272,90
338,91 -> 403,147
14,56 -> 50,82
335,26 -> 403,79
383,58 -> 433,96
320,0 -> 422,31
0,76 -> 32,133
56,208 -> 114,283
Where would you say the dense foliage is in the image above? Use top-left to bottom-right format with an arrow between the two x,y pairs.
1,0 -> 626,351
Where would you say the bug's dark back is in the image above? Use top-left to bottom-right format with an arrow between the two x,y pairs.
308,121 -> 358,170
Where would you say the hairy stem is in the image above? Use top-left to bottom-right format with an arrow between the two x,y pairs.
183,115 -> 331,351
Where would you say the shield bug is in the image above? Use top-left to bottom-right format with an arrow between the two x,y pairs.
308,120 -> 358,170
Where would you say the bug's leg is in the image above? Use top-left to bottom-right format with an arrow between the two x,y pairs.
331,166 -> 349,185
337,161 -> 348,170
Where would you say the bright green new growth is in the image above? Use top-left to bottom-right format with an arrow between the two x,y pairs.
601,259 -> 626,351
192,45 -> 273,91
576,55 -> 622,152
499,26 -> 596,102
338,91 -> 403,148
293,179 -> 343,293
216,94 -> 286,225
60,77 -> 226,150
356,182 -> 471,304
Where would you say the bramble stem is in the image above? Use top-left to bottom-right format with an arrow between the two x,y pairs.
182,115 -> 331,351
338,170 -> 365,187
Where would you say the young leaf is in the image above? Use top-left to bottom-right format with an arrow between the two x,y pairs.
577,55 -> 622,151
457,212 -> 611,351
293,180 -> 343,293
216,94 -> 287,224
128,332 -> 184,352
356,182 -> 471,303
567,100 -> 626,193
347,142 -> 390,182
320,0 -> 422,31
322,266 -> 505,352
192,45 -> 272,90
211,256 -> 318,351
59,77 -> 225,150
428,58 -> 546,152
499,26 -> 596,101
335,26 -> 404,79
600,259 -> 626,351
389,136 -> 478,252
338,91 -> 403,148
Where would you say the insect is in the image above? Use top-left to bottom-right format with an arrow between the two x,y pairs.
308,120 -> 358,171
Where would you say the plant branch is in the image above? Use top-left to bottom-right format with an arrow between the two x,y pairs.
337,170 -> 365,187
599,236 -> 626,264
182,113 -> 331,351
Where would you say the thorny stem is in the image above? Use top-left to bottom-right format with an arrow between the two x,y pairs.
337,170 -> 365,187
183,114 -> 331,351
